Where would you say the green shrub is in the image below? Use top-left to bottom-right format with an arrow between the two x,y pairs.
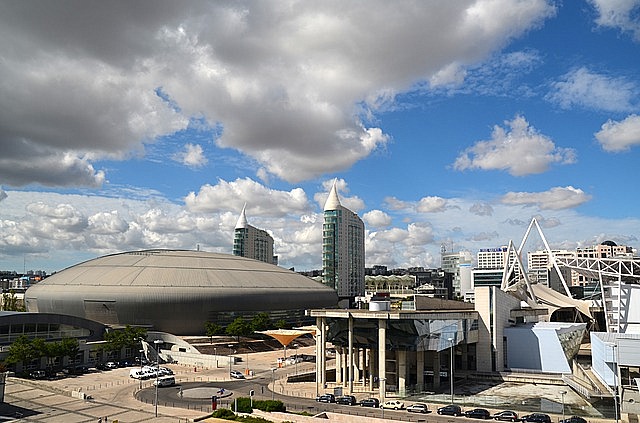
253,399 -> 286,412
212,408 -> 236,419
232,397 -> 253,413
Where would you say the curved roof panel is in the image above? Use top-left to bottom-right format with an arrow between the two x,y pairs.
26,250 -> 338,335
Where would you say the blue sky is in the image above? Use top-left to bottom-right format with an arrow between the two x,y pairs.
1,0 -> 640,274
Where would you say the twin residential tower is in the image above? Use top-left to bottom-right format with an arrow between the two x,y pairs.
233,181 -> 366,305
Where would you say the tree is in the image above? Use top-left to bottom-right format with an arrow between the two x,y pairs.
1,290 -> 26,311
59,338 -> 80,365
250,312 -> 271,332
225,317 -> 252,342
5,335 -> 38,371
103,325 -> 146,359
275,319 -> 288,329
205,321 -> 223,343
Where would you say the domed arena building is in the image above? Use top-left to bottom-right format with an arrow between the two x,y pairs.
25,249 -> 338,335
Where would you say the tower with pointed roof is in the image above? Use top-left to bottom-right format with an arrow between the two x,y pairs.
322,180 -> 365,304
233,204 -> 277,265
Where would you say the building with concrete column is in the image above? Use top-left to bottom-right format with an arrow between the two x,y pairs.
309,300 -> 478,400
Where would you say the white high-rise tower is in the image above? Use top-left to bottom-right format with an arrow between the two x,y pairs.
322,180 -> 365,304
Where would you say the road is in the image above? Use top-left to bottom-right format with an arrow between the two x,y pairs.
135,373 -> 457,422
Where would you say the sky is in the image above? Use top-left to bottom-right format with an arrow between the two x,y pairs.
1,0 -> 640,274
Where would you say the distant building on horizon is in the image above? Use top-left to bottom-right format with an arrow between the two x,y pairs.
322,180 -> 365,305
233,204 -> 278,265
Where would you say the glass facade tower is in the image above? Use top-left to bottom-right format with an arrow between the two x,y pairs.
322,181 -> 365,302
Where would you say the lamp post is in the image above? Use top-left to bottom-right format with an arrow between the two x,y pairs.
138,349 -> 144,390
153,339 -> 162,418
560,390 -> 567,423
271,368 -> 276,400
228,344 -> 233,375
613,343 -> 619,423
448,337 -> 454,404
214,347 -> 218,368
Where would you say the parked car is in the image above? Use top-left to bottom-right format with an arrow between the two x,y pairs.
493,410 -> 519,421
105,361 -> 118,369
315,393 -> 335,403
336,395 -> 357,405
438,404 -> 463,416
406,403 -> 429,413
522,413 -> 552,423
153,375 -> 175,387
464,408 -> 491,419
381,400 -> 405,410
560,417 -> 587,423
359,398 -> 380,407
158,367 -> 174,376
29,370 -> 46,379
230,370 -> 245,379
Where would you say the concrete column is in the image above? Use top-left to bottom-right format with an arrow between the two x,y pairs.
378,318 -> 387,401
417,350 -> 425,392
462,343 -> 469,371
348,314 -> 354,393
315,317 -> 327,395
369,348 -> 375,391
433,350 -> 441,389
335,347 -> 343,384
398,349 -> 407,396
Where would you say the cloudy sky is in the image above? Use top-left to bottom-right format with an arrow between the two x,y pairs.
1,0 -> 640,274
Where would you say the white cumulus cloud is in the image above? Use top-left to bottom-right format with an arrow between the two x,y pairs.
589,0 -> 640,41
595,114 -> 640,152
453,115 -> 576,176
501,186 -> 592,210
546,67 -> 638,112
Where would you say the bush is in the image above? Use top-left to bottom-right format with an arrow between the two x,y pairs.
212,408 -> 236,419
253,399 -> 286,412
232,397 -> 253,414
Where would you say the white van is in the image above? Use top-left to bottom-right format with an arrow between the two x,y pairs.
153,375 -> 175,387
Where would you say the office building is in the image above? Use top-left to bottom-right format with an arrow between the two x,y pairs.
233,204 -> 277,265
322,180 -> 365,304
440,249 -> 473,298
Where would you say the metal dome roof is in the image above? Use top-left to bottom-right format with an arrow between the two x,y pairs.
25,250 -> 338,335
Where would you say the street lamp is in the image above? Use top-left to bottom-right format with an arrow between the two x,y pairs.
613,343 -> 619,423
560,390 -> 567,423
228,344 -> 233,375
448,337 -> 454,404
271,368 -> 276,400
214,347 -> 218,368
138,349 -> 144,390
154,339 -> 162,417
293,343 -> 299,375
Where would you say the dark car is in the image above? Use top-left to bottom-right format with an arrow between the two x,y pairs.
493,410 -> 519,422
29,370 -> 46,379
560,417 -> 587,423
438,404 -> 463,416
522,413 -> 552,423
336,395 -> 357,405
465,408 -> 491,419
316,393 -> 336,403
359,398 -> 380,407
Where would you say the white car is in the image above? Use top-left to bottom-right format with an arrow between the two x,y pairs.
406,403 -> 429,413
230,370 -> 245,379
381,400 -> 405,410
